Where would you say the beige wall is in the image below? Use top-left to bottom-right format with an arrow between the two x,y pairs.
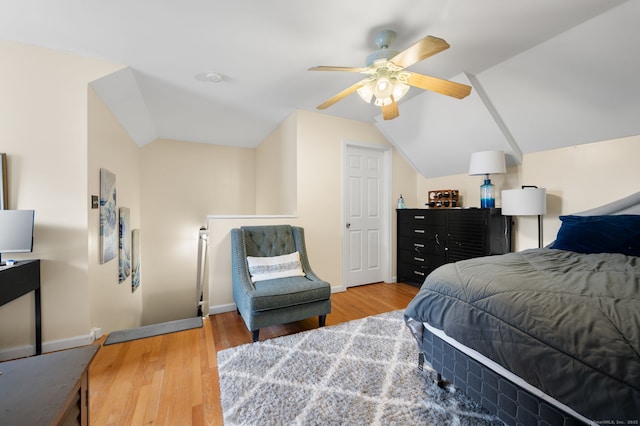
416,167 -> 520,211
87,88 -> 142,332
417,135 -> 640,251
207,110 -> 419,311
0,40 -> 122,358
522,134 -> 640,249
256,112 -> 297,214
139,139 -> 256,325
295,110 -> 406,286
2,37 -> 637,358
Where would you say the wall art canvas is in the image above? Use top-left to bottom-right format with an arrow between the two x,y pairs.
119,207 -> 131,283
132,229 -> 141,292
100,168 -> 117,263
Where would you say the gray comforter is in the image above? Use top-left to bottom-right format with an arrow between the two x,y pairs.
404,248 -> 640,422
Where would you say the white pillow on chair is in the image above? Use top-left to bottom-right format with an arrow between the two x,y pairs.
246,251 -> 306,283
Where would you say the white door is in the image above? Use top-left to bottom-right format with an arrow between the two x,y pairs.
344,144 -> 388,287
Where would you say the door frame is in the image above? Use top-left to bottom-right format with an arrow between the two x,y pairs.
342,140 -> 392,287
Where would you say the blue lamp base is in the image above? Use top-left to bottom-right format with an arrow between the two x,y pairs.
480,177 -> 495,208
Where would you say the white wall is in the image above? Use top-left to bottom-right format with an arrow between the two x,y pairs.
0,40 -> 122,359
378,2 -> 640,179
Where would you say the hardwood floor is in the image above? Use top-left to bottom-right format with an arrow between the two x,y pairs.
89,282 -> 419,425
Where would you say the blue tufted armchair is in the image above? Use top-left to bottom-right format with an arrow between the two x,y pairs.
231,225 -> 332,342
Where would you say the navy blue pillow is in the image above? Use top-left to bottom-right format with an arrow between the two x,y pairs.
550,215 -> 640,256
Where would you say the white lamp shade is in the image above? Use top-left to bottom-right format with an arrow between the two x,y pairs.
469,150 -> 506,175
501,188 -> 547,216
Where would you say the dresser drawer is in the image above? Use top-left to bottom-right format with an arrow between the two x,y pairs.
398,235 -> 445,256
397,262 -> 428,283
397,257 -> 445,284
396,208 -> 511,286
397,209 -> 446,226
398,249 -> 445,269
398,223 -> 444,239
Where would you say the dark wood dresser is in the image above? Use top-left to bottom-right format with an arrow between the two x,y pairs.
397,208 -> 512,286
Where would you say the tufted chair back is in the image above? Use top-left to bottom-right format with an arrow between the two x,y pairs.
231,224 -> 331,342
241,225 -> 297,258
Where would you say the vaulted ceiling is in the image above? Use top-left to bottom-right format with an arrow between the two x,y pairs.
1,0 -> 638,177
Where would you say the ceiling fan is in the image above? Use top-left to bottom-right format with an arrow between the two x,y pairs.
309,30 -> 472,120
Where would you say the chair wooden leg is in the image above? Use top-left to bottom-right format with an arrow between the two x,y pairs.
319,315 -> 326,328
252,330 -> 259,342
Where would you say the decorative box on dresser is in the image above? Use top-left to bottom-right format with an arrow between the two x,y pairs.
397,208 -> 512,286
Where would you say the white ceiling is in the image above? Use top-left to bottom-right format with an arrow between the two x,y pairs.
1,0 -> 637,176
377,0 -> 640,177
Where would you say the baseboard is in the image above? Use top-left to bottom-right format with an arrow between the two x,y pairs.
208,303 -> 237,315
0,332 -> 94,362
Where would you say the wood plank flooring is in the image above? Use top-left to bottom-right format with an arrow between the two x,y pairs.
89,282 -> 419,425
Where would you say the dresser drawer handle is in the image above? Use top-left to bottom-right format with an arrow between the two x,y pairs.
414,243 -> 424,248
414,215 -> 425,220
414,257 -> 424,262
414,229 -> 425,234
414,271 -> 425,276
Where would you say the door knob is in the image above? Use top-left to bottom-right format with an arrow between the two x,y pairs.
346,223 -> 351,229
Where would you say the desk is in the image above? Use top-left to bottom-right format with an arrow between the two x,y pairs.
0,259 -> 41,355
0,345 -> 99,425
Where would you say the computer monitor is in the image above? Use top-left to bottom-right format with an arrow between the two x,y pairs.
0,210 -> 35,265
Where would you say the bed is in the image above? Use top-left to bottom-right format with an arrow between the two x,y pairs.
404,192 -> 640,425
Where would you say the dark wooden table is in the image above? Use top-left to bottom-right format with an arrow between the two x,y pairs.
0,345 -> 100,425
0,259 -> 41,355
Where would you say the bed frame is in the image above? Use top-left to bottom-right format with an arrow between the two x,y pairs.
413,191 -> 640,426
418,327 -> 587,426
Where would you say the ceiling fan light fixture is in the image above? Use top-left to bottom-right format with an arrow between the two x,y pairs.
357,76 -> 409,106
374,96 -> 393,107
392,81 -> 410,101
311,32 -> 471,119
373,76 -> 393,99
356,81 -> 375,103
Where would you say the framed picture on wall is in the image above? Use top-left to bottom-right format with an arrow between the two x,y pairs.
1,153 -> 7,210
132,229 -> 141,292
119,207 -> 131,283
100,168 -> 117,263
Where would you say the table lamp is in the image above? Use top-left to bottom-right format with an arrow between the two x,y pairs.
501,186 -> 547,248
468,150 -> 506,208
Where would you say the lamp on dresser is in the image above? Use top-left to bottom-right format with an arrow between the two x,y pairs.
468,150 -> 506,208
501,186 -> 547,248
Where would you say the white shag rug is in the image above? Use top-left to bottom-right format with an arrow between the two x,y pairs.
217,310 -> 502,425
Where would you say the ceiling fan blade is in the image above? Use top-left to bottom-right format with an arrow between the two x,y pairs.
390,36 -> 450,69
381,100 -> 399,120
309,66 -> 368,73
316,78 -> 370,110
407,73 -> 472,99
